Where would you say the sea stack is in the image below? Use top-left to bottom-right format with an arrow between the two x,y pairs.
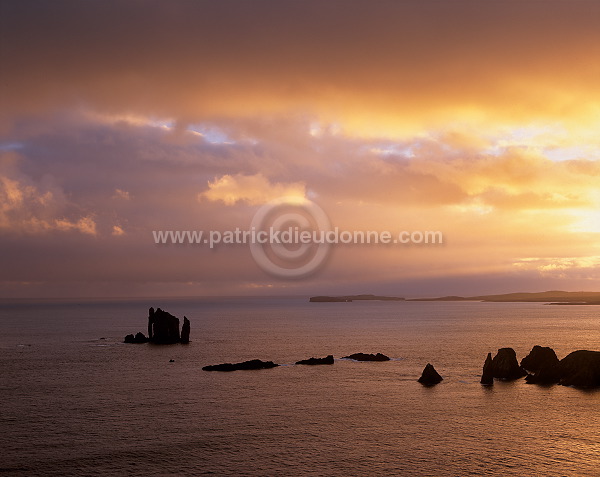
521,345 -> 560,384
148,307 -> 180,344
559,350 -> 600,387
180,316 -> 190,344
491,348 -> 526,380
480,352 -> 494,385
124,307 -> 190,344
418,363 -> 443,385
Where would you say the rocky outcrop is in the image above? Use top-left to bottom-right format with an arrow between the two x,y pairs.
521,346 -> 560,384
125,307 -> 190,344
480,352 -> 494,385
418,363 -> 443,385
180,316 -> 190,344
295,355 -> 334,365
490,348 -> 526,380
124,332 -> 149,344
559,350 -> 600,387
148,307 -> 180,344
341,352 -> 390,361
202,359 -> 279,372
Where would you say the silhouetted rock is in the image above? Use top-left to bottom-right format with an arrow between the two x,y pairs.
559,350 -> 600,387
147,309 -> 153,339
342,352 -> 390,361
418,363 -> 443,385
202,359 -> 279,372
480,352 -> 494,385
124,332 -> 149,344
180,316 -> 190,344
491,348 -> 526,380
125,307 -> 190,344
295,355 -> 334,365
148,307 -> 180,344
521,346 -> 561,384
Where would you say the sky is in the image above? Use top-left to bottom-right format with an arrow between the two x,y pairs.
2,0 -> 600,298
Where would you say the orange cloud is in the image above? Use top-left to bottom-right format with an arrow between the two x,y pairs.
0,160 -> 97,236
55,216 -> 97,236
200,173 -> 306,206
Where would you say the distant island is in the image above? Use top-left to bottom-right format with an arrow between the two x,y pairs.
309,291 -> 600,304
309,294 -> 405,302
408,290 -> 600,304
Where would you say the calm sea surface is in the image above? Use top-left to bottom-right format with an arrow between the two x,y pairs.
0,297 -> 599,476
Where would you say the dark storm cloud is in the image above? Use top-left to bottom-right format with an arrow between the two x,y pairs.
2,0 -> 600,130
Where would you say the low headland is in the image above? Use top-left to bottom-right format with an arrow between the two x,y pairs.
310,291 -> 600,304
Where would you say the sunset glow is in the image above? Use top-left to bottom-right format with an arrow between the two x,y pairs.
2,1 -> 600,297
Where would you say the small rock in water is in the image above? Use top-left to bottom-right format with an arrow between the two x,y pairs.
202,359 -> 279,372
295,355 -> 334,365
418,363 -> 443,385
341,352 -> 390,361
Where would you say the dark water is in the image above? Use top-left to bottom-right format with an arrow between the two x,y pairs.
0,297 -> 599,476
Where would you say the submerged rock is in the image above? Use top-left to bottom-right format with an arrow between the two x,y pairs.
295,355 -> 334,365
521,346 -> 561,384
491,348 -> 526,380
480,352 -> 494,385
559,350 -> 600,387
202,359 -> 279,372
341,352 -> 390,361
418,363 -> 443,385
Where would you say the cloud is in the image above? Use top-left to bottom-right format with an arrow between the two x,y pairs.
2,2 -> 600,296
0,160 -> 97,236
55,216 -> 97,236
200,173 -> 306,205
2,1 -> 600,137
112,189 -> 131,200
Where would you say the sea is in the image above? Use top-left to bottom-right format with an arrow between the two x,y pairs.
0,297 -> 599,476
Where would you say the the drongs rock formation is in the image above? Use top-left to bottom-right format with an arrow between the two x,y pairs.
490,347 -> 527,380
341,352 -> 390,361
124,307 -> 190,344
418,363 -> 443,385
202,359 -> 279,371
148,307 -> 180,344
295,355 -> 334,365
